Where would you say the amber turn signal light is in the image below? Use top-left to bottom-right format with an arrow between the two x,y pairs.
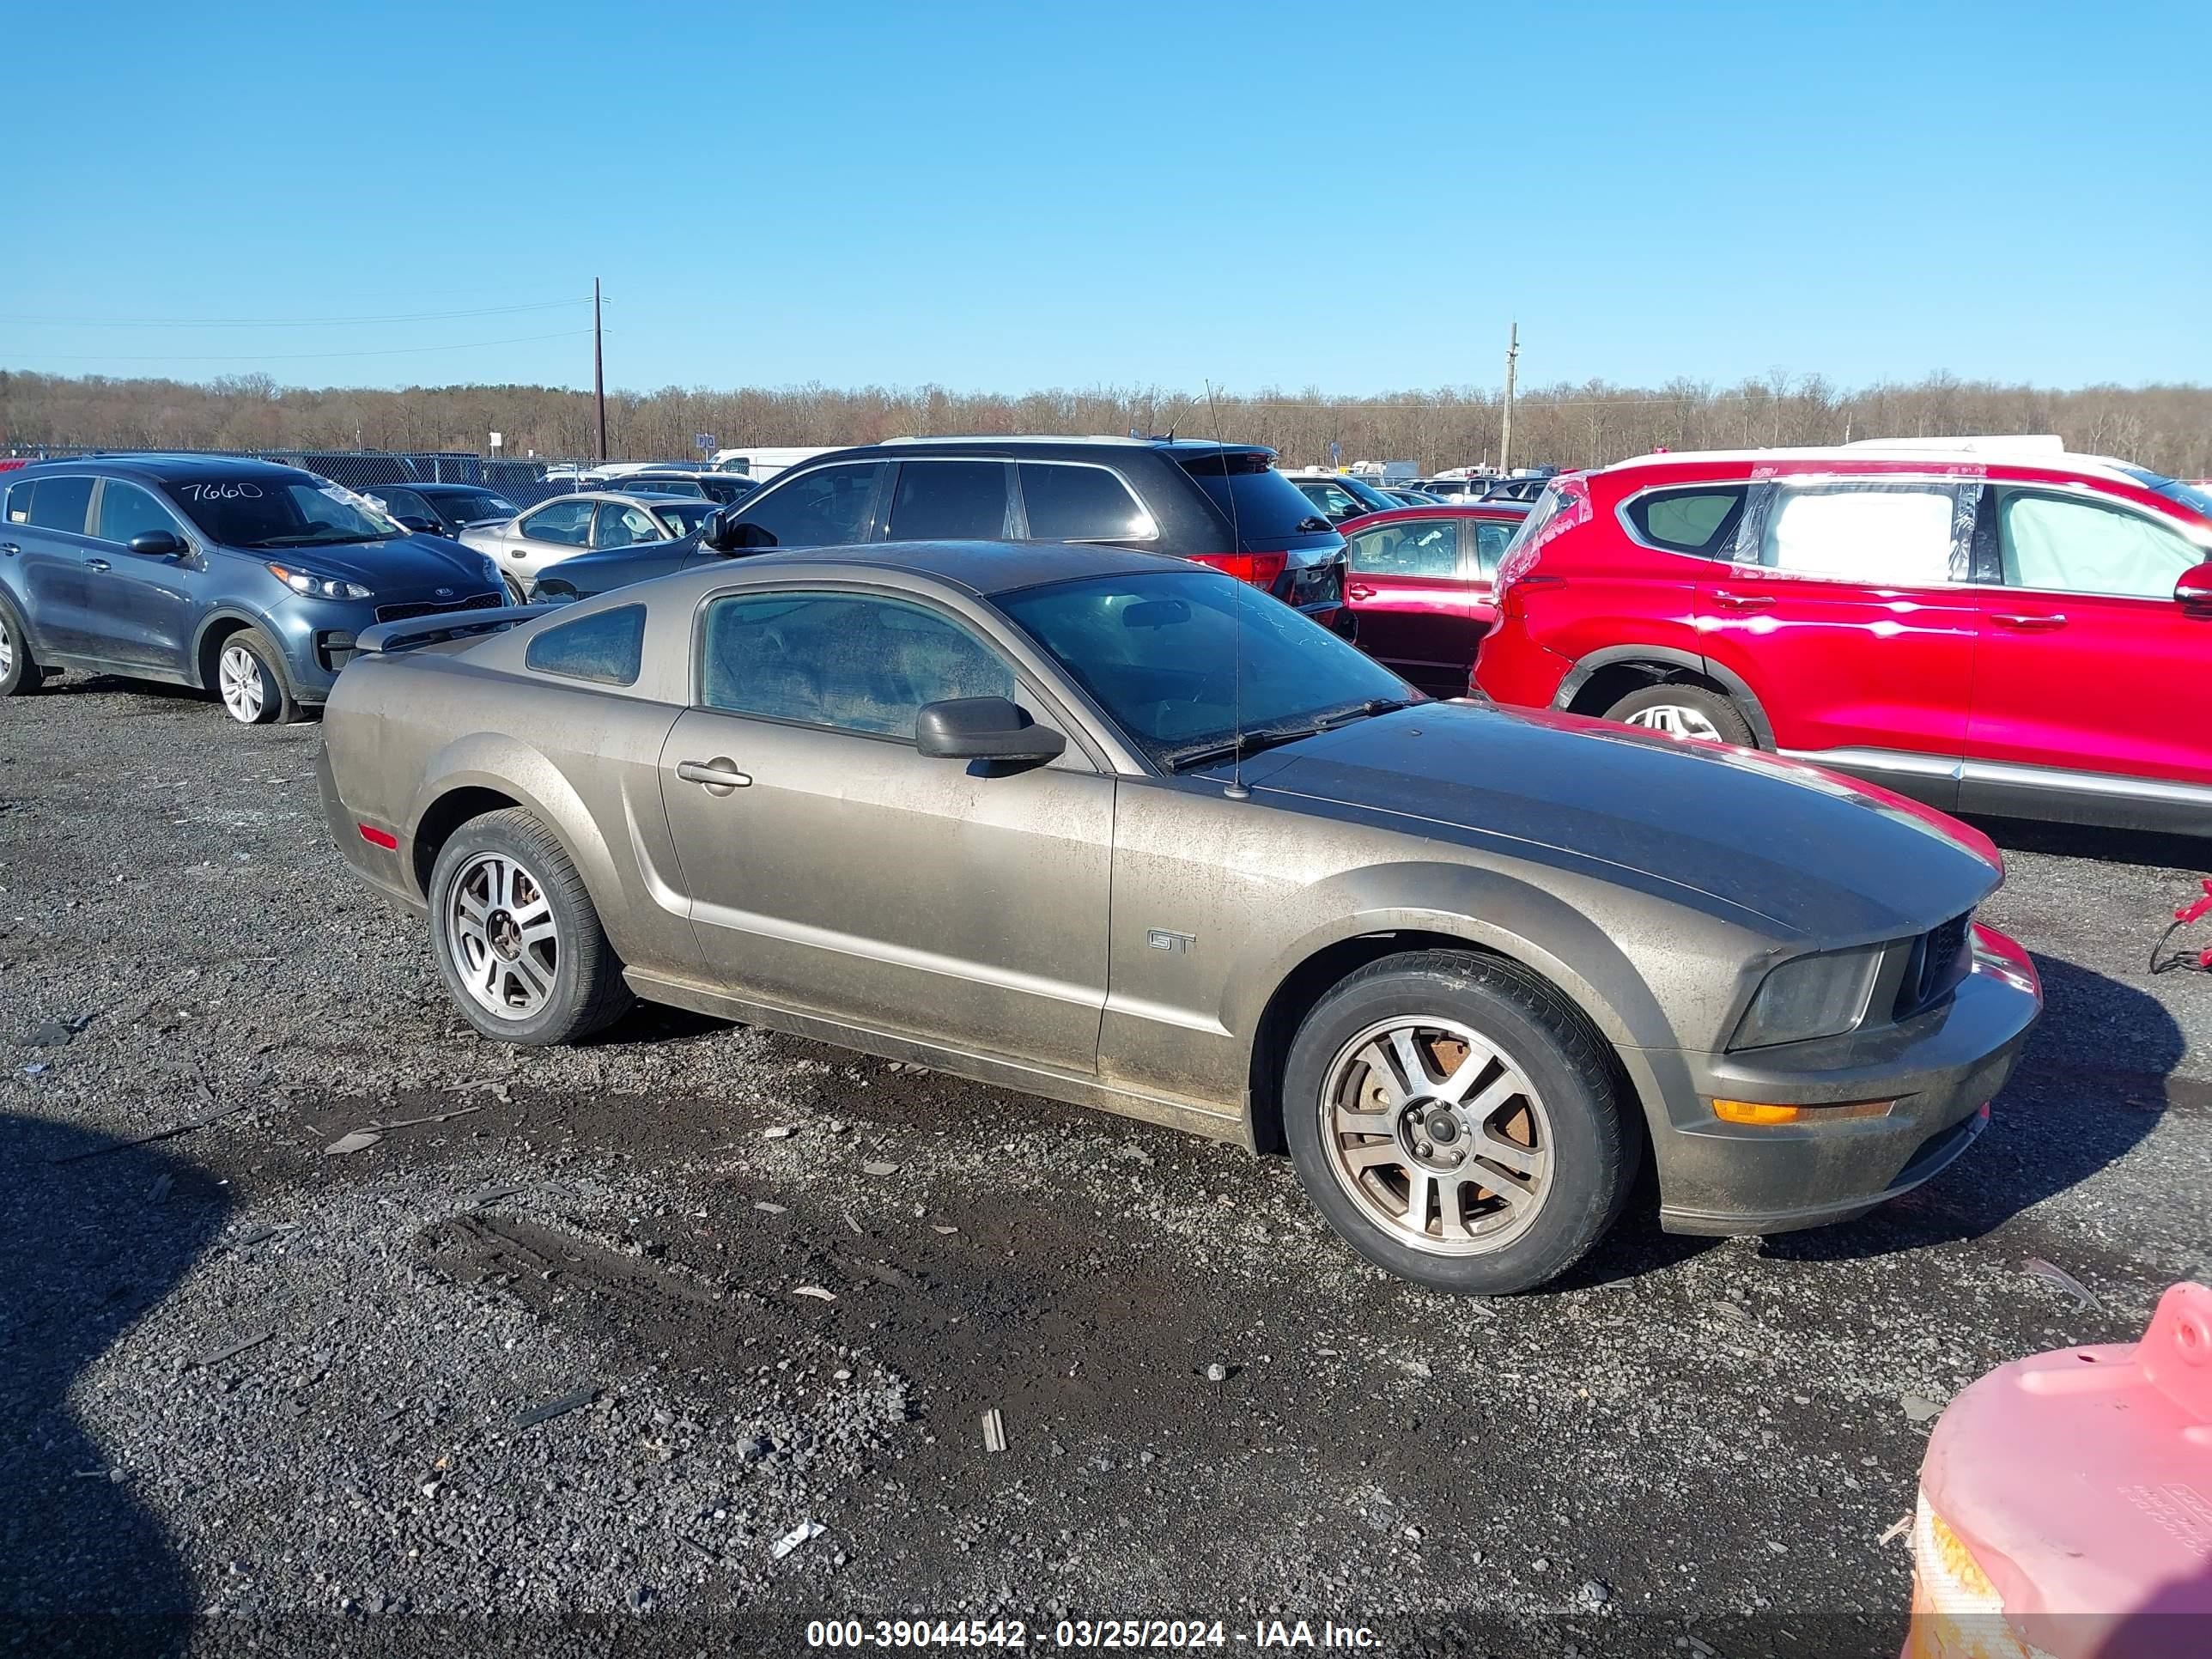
1711,1097 -> 1894,1126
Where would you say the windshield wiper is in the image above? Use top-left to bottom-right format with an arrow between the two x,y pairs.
1168,725 -> 1331,772
244,532 -> 383,549
1315,696 -> 1417,729
1166,699 -> 1416,772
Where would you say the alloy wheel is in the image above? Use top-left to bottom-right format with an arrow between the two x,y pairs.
217,643 -> 267,722
1319,1016 -> 1553,1255
446,852 -> 559,1020
0,616 -> 13,678
1622,702 -> 1723,741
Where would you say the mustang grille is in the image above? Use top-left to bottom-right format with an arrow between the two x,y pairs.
1896,912 -> 1972,1019
374,592 -> 501,624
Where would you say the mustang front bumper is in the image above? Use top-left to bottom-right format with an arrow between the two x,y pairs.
1644,924 -> 2042,1235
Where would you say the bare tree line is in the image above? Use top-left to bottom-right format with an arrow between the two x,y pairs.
5,368 -> 2209,477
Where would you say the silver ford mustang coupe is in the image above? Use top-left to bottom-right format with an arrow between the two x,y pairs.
319,540 -> 2042,1294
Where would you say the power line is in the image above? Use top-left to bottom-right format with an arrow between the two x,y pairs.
4,329 -> 598,365
0,298 -> 592,329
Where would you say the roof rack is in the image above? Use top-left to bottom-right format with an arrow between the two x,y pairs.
1840,434 -> 2066,455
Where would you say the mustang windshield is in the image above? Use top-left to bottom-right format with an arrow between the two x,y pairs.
996,569 -> 1414,769
161,477 -> 404,549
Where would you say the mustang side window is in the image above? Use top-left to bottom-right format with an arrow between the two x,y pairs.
701,592 -> 1016,740
525,605 -> 646,688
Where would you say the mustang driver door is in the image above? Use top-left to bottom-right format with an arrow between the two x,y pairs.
657,586 -> 1114,1073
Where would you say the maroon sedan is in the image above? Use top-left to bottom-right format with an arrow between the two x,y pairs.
1338,503 -> 1529,696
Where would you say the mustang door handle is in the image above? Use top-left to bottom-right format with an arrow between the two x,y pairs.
1990,612 -> 2067,630
84,558 -> 112,572
676,757 -> 751,793
1711,589 -> 1773,611
1347,582 -> 1376,599
0,543 -> 17,556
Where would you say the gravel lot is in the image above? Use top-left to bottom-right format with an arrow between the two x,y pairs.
3,676 -> 2208,1658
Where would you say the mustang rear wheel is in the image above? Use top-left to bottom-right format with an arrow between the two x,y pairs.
428,809 -> 634,1045
1284,951 -> 1639,1294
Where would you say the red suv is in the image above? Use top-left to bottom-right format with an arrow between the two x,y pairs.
1337,502 -> 1528,696
1474,441 -> 2212,834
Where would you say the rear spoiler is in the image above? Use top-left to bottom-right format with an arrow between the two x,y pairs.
355,605 -> 553,655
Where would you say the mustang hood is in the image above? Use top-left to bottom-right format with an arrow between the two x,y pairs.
1245,702 -> 2000,941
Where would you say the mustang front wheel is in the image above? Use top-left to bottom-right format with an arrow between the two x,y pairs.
1284,951 -> 1639,1294
428,809 -> 634,1045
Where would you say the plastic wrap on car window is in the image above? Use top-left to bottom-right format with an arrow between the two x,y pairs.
1951,480 -> 1984,581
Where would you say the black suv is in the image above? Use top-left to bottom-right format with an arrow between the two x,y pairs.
530,436 -> 1352,629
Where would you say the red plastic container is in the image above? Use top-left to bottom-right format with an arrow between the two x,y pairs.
1905,1281 -> 2212,1658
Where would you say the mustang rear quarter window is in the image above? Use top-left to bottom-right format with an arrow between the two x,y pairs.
524,605 -> 647,687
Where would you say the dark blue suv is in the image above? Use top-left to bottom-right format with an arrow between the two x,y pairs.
0,457 -> 507,723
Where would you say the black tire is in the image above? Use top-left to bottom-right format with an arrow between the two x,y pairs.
0,597 -> 47,696
501,575 -> 529,606
427,807 -> 634,1045
1282,950 -> 1640,1296
1601,682 -> 1755,747
210,628 -> 308,726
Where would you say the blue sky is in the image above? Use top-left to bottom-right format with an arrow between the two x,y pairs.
6,1 -> 2205,396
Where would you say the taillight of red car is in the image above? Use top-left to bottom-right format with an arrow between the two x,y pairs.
1184,550 -> 1289,588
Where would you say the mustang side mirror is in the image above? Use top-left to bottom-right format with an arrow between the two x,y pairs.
915,696 -> 1066,764
2178,561 -> 2212,609
127,530 -> 185,558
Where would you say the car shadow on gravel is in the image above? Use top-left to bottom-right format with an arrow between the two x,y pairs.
1973,815 -> 2210,874
1758,952 -> 2182,1262
36,675 -> 210,708
0,1110 -> 232,1654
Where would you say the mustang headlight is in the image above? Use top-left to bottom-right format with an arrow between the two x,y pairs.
1731,945 -> 1883,1050
267,562 -> 373,602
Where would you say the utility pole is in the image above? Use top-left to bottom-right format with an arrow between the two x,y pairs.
1499,321 -> 1519,477
592,277 -> 608,465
